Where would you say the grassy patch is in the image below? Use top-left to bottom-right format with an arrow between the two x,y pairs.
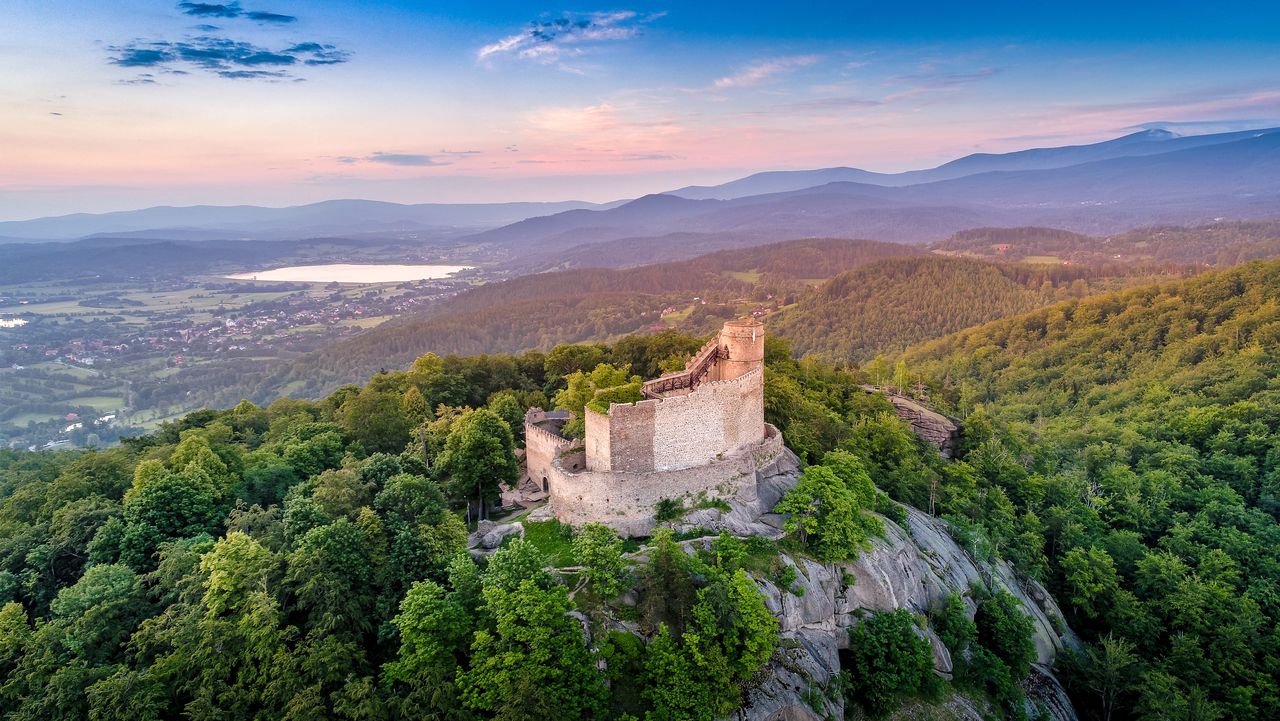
65,395 -> 125,411
522,519 -> 577,567
692,495 -> 732,513
723,269 -> 763,284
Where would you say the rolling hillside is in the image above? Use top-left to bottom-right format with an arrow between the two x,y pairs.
934,221 -> 1280,267
243,238 -> 923,399
669,127 -> 1276,198
767,256 -> 1146,362
467,128 -> 1280,259
893,261 -> 1280,720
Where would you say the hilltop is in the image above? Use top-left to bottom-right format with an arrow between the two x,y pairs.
892,260 -> 1280,721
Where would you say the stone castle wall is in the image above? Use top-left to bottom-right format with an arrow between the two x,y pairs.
526,319 -> 770,534
523,409 -> 577,491
548,424 -> 784,536
585,367 -> 765,472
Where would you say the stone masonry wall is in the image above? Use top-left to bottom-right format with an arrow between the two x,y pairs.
549,424 -> 784,536
524,410 -> 576,491
651,368 -> 763,471
586,368 -> 765,473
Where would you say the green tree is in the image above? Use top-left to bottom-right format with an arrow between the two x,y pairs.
930,592 -> 976,655
844,609 -> 938,717
974,590 -> 1037,679
544,344 -> 608,381
458,541 -> 606,720
572,523 -> 628,598
773,465 -> 875,562
642,624 -> 710,721
1077,632 -> 1139,721
637,529 -> 696,635
383,579 -> 473,720
287,519 -> 376,638
438,409 -> 518,522
338,383 -> 413,455
119,471 -> 220,569
553,364 -> 642,439
1060,546 -> 1120,620
487,392 -> 526,446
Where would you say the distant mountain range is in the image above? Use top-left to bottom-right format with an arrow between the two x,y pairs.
3,127 -> 1278,253
497,127 -> 1280,262
0,199 -> 617,243
667,127 -> 1277,198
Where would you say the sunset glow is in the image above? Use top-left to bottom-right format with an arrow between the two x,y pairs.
4,0 -> 1280,218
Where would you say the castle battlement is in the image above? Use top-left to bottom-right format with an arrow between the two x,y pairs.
524,320 -> 770,535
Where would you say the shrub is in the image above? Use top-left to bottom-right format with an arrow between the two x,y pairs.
654,497 -> 683,523
975,590 -> 1037,679
931,592 -> 976,655
844,609 -> 940,717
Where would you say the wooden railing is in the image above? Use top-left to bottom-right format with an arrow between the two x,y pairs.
641,340 -> 728,398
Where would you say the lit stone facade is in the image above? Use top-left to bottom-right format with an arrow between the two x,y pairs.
525,320 -> 779,536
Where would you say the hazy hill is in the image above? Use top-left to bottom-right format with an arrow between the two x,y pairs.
244,238 -> 922,399
8,127 -> 1277,252
459,128 -> 1280,255
905,259 -> 1280,414
669,126 -> 1277,199
0,198 -> 613,242
0,236 -> 389,284
770,256 -> 1056,362
893,262 -> 1280,721
935,220 -> 1280,267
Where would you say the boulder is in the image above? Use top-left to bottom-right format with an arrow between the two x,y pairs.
730,628 -> 842,721
526,504 -> 555,522
467,521 -> 524,550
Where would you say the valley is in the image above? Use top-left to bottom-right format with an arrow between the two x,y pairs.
6,129 -> 1280,452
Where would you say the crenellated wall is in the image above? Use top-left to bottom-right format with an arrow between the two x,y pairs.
523,408 -> 577,493
529,320 -> 771,533
586,319 -> 766,473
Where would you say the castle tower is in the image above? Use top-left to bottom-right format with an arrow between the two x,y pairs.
716,319 -> 765,382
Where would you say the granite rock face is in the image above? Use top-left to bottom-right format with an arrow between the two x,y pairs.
860,386 -> 962,457
726,461 -> 1079,721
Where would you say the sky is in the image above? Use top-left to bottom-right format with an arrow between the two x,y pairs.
3,1 -> 1280,220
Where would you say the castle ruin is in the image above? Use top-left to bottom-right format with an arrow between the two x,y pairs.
525,319 -> 784,536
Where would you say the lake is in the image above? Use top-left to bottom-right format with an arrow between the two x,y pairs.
226,263 -> 472,284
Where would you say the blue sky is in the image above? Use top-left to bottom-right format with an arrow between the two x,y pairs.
3,1 -> 1279,219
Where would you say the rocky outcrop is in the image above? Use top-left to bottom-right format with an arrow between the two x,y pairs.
713,461 -> 1079,721
672,448 -> 801,539
861,386 -> 962,457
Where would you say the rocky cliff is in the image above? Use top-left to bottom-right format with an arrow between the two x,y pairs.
673,450 -> 1081,721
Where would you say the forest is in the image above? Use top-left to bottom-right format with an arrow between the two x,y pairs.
899,259 -> 1280,720
241,238 -> 922,400
0,313 -> 1061,721
934,221 -> 1280,267
770,255 -> 1192,362
246,237 -> 1196,404
1,256 -> 1278,721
